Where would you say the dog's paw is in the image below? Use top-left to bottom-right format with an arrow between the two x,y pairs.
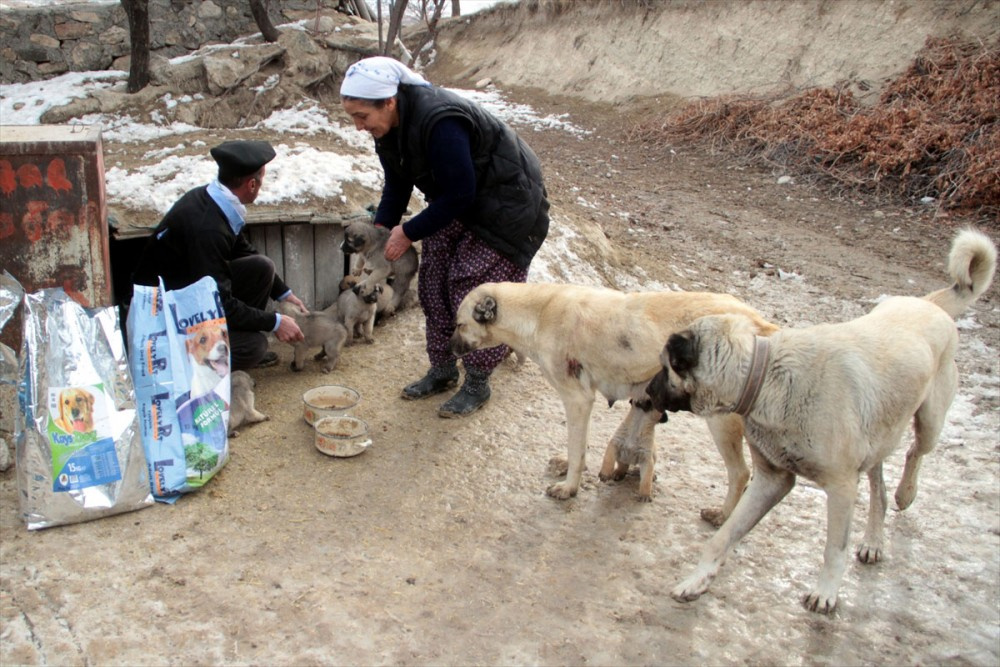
894,482 -> 918,511
290,363 -> 304,372
545,481 -> 578,500
802,590 -> 838,614
671,572 -> 713,602
855,542 -> 883,564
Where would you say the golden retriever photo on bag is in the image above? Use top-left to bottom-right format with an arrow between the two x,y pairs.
450,281 -> 778,519
646,228 -> 997,613
53,387 -> 96,434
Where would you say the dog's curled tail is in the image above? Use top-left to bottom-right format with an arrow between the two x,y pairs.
925,228 -> 997,319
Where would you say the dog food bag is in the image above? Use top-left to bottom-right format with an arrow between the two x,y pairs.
1,270 -> 23,384
127,277 -> 230,502
15,285 -> 153,530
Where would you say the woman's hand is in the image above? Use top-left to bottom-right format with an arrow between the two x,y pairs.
384,224 -> 413,262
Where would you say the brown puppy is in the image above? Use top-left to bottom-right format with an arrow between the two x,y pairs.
337,281 -> 381,345
277,301 -> 348,373
341,219 -> 418,315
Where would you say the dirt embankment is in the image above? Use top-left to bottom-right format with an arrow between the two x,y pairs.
427,0 -> 999,104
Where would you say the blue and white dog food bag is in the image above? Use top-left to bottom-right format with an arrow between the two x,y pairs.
127,276 -> 230,502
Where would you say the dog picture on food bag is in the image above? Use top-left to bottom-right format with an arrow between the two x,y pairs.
175,318 -> 232,484
52,386 -> 97,434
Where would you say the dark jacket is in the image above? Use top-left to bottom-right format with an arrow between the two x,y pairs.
375,84 -> 550,268
132,185 -> 285,332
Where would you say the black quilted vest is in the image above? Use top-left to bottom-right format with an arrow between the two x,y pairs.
374,84 -> 549,268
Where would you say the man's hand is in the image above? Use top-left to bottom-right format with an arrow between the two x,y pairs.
283,293 -> 309,316
384,224 -> 413,262
275,313 -> 305,343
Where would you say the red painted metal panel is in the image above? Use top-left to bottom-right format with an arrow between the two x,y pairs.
0,124 -> 111,351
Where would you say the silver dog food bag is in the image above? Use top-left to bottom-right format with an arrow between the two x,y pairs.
15,285 -> 153,530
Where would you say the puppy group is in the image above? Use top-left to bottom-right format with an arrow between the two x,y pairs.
272,219 -> 419,374
450,228 -> 996,614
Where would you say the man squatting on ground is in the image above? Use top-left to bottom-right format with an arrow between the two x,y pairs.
340,56 -> 550,417
133,140 -> 306,370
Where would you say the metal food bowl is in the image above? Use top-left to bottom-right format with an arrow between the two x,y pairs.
302,385 -> 360,426
314,416 -> 371,458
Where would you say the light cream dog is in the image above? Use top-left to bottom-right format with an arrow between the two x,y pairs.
228,370 -> 268,437
449,281 -> 778,518
646,228 -> 997,613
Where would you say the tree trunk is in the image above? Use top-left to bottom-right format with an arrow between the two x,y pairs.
352,0 -> 374,21
451,0 -> 460,17
249,0 -> 280,42
121,0 -> 150,93
384,0 -> 409,56
412,0 -> 447,66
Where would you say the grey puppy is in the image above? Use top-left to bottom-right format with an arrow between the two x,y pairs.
338,281 -> 381,344
228,370 -> 269,437
341,220 -> 418,316
278,301 -> 348,373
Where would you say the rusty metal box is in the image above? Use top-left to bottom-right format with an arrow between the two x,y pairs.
0,124 -> 111,351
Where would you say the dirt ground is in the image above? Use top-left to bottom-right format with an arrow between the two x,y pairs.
3,2 -> 1000,666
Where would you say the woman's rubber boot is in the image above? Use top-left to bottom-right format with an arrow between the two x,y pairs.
438,367 -> 491,418
401,361 -> 459,400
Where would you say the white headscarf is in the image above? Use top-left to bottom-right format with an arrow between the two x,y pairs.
339,56 -> 431,99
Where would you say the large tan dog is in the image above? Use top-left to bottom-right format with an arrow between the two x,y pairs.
450,282 -> 778,518
646,228 -> 997,614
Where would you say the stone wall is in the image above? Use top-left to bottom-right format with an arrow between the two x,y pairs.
0,0 -> 342,84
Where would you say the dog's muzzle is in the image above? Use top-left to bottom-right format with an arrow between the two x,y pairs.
646,369 -> 691,413
448,333 -> 473,358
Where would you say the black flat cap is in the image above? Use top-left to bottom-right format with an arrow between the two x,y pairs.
210,140 -> 276,180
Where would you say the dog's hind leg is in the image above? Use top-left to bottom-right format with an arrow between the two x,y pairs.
291,343 -> 308,371
320,330 -> 348,373
804,476 -> 859,614
895,363 -> 956,510
547,395 -> 594,500
701,414 -> 750,527
856,462 -> 887,564
673,455 -> 794,603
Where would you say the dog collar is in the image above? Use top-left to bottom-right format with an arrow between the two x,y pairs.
733,336 -> 770,417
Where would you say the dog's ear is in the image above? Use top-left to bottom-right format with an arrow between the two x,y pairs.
667,331 -> 698,376
473,295 -> 497,324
